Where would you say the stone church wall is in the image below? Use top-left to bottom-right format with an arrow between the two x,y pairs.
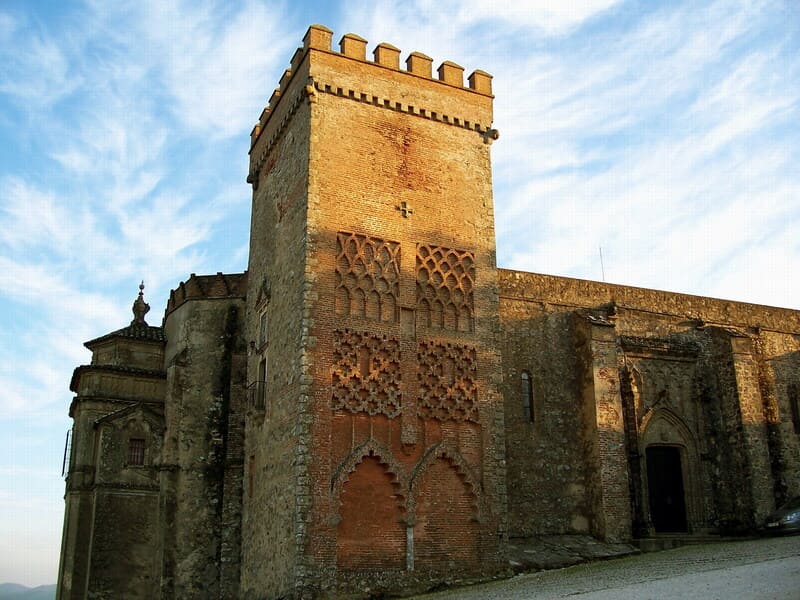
160,282 -> 247,598
499,269 -> 800,540
499,301 -> 591,536
758,331 -> 800,497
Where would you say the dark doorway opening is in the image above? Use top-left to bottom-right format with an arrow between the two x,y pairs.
646,446 -> 688,533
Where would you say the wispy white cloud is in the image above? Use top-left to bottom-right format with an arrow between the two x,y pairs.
340,0 -> 622,54
1,0 -> 297,300
484,0 -> 800,308
0,256 -> 123,322
0,0 -> 297,436
0,11 -> 81,107
453,0 -> 623,35
79,0 -> 296,139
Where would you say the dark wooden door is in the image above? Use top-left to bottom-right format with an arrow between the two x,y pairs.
646,446 -> 688,533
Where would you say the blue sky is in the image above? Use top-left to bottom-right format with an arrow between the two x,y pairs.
1,0 -> 798,586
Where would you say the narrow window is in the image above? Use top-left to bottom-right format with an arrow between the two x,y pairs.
789,383 -> 800,434
127,438 -> 145,465
521,371 -> 534,423
257,357 -> 267,411
248,455 -> 256,498
258,310 -> 268,348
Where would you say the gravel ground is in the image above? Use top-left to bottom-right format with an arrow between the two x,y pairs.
409,535 -> 800,599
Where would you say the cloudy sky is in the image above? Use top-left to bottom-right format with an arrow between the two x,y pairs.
1,0 -> 798,586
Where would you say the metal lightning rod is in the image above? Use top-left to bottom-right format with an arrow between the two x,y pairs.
599,246 -> 606,282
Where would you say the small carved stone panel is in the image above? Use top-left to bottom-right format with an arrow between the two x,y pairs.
417,341 -> 478,422
627,356 -> 698,430
416,244 -> 475,332
332,329 -> 402,418
335,232 -> 400,322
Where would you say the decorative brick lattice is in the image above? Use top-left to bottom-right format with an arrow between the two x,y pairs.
417,341 -> 478,421
332,329 -> 402,418
416,244 -> 475,332
336,232 -> 400,322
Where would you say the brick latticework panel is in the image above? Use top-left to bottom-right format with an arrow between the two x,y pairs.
417,341 -> 478,422
336,231 -> 400,322
336,456 -> 405,569
413,457 -> 479,567
331,329 -> 402,417
416,244 -> 475,332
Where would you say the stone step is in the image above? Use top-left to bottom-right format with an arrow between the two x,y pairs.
633,535 -> 742,552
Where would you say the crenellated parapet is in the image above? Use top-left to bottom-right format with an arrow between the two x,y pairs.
305,24 -> 493,92
165,271 -> 248,317
248,25 -> 497,186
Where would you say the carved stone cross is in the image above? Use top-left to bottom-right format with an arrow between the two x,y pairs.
396,201 -> 414,218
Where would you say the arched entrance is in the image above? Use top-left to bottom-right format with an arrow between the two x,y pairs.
645,445 -> 687,532
638,407 -> 706,535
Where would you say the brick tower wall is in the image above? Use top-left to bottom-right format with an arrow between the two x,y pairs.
252,26 -> 508,596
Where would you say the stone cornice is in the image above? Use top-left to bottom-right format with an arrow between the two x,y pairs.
314,77 -> 495,135
620,335 -> 700,358
67,481 -> 160,493
70,364 -> 166,395
69,396 -> 164,419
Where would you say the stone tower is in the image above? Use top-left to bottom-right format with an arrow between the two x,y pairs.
57,285 -> 166,599
241,25 -> 506,597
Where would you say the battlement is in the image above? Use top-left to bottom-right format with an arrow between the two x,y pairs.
164,271 -> 248,317
249,24 -> 494,150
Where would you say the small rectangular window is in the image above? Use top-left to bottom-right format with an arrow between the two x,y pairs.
127,438 -> 145,465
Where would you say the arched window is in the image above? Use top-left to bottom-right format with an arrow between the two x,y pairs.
521,371 -> 534,423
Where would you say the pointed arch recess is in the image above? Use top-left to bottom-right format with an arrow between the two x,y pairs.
331,439 -> 408,504
409,443 -> 481,568
640,406 -> 696,449
332,441 -> 406,570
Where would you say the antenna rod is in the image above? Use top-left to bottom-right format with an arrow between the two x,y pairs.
599,246 -> 606,282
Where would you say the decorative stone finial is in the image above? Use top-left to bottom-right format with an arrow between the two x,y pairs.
132,280 -> 150,325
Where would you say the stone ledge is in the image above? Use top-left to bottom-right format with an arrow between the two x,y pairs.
507,535 -> 639,573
